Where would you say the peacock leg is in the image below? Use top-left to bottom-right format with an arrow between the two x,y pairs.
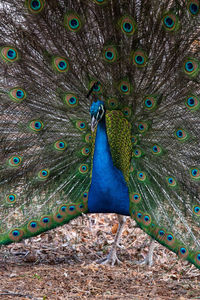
135,238 -> 156,267
97,215 -> 126,266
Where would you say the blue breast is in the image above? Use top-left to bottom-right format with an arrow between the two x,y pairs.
88,116 -> 130,216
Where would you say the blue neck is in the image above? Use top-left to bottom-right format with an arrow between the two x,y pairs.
88,115 -> 130,216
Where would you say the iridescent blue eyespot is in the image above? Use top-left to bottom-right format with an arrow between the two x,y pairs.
70,19 -> 79,29
59,142 -> 64,148
7,49 -> 16,60
69,97 -> 76,104
26,0 -> 45,14
162,13 -> 179,31
93,85 -> 100,92
123,22 -> 133,32
79,164 -> 89,174
188,97 -> 194,106
152,145 -> 162,155
180,247 -> 186,254
30,222 -> 37,228
194,252 -> 200,265
16,90 -> 24,99
29,120 -> 44,132
185,95 -> 200,111
13,230 -> 20,236
106,51 -> 114,60
145,99 -> 152,108
38,168 -> 50,180
7,195 -> 16,207
35,122 -> 42,129
143,214 -> 151,226
185,61 -> 194,72
135,55 -> 144,64
119,16 -> 136,36
158,230 -> 165,236
8,155 -> 22,167
137,171 -> 147,181
53,57 -> 69,73
167,176 -> 177,187
167,234 -> 173,241
190,167 -> 200,180
82,191 -> 88,201
139,124 -> 144,130
153,146 -> 158,152
190,3 -> 198,13
76,121 -> 87,131
187,1 -> 199,15
59,61 -> 67,70
43,217 -> 49,223
164,16 -> 174,28
193,205 -> 200,216
61,206 -> 66,212
192,169 -> 197,176
121,85 -> 128,92
137,213 -> 142,218
177,130 -> 183,137
40,216 -> 51,227
130,193 -> 141,203
175,129 -> 188,141
0,46 -> 20,63
64,13 -> 82,32
9,88 -> 27,102
9,229 -> 24,241
69,205 -> 75,211
183,58 -> 199,77
103,46 -> 118,63
31,0 -> 41,9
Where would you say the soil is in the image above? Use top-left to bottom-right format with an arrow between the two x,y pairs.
0,214 -> 199,300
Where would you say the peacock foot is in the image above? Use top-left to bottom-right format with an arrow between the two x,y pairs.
134,239 -> 156,267
134,253 -> 154,267
96,248 -> 122,266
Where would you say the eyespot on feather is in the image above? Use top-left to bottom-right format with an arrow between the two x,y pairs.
9,88 -> 27,102
38,169 -> 50,180
0,46 -> 19,63
187,0 -> 199,15
64,12 -> 83,32
8,156 -> 22,167
9,229 -> 24,242
26,0 -> 45,14
52,56 -> 69,73
119,15 -> 137,36
162,12 -> 179,31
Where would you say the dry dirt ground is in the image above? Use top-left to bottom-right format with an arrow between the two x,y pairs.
0,214 -> 199,300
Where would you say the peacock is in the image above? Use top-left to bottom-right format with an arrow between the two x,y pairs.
0,0 -> 200,270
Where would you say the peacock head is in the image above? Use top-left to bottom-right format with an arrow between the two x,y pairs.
90,100 -> 105,132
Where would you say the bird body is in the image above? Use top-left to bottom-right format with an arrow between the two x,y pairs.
88,107 -> 130,215
0,0 -> 200,270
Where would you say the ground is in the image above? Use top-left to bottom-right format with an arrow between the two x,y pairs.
0,214 -> 199,300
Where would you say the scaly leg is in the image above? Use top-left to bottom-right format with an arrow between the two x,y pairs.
135,238 -> 156,266
97,215 -> 126,266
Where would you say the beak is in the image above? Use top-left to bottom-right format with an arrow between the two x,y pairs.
91,116 -> 98,132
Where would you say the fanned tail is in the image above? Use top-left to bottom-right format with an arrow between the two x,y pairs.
0,0 -> 200,269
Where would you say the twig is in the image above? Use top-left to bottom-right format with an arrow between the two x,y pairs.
0,291 -> 33,299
